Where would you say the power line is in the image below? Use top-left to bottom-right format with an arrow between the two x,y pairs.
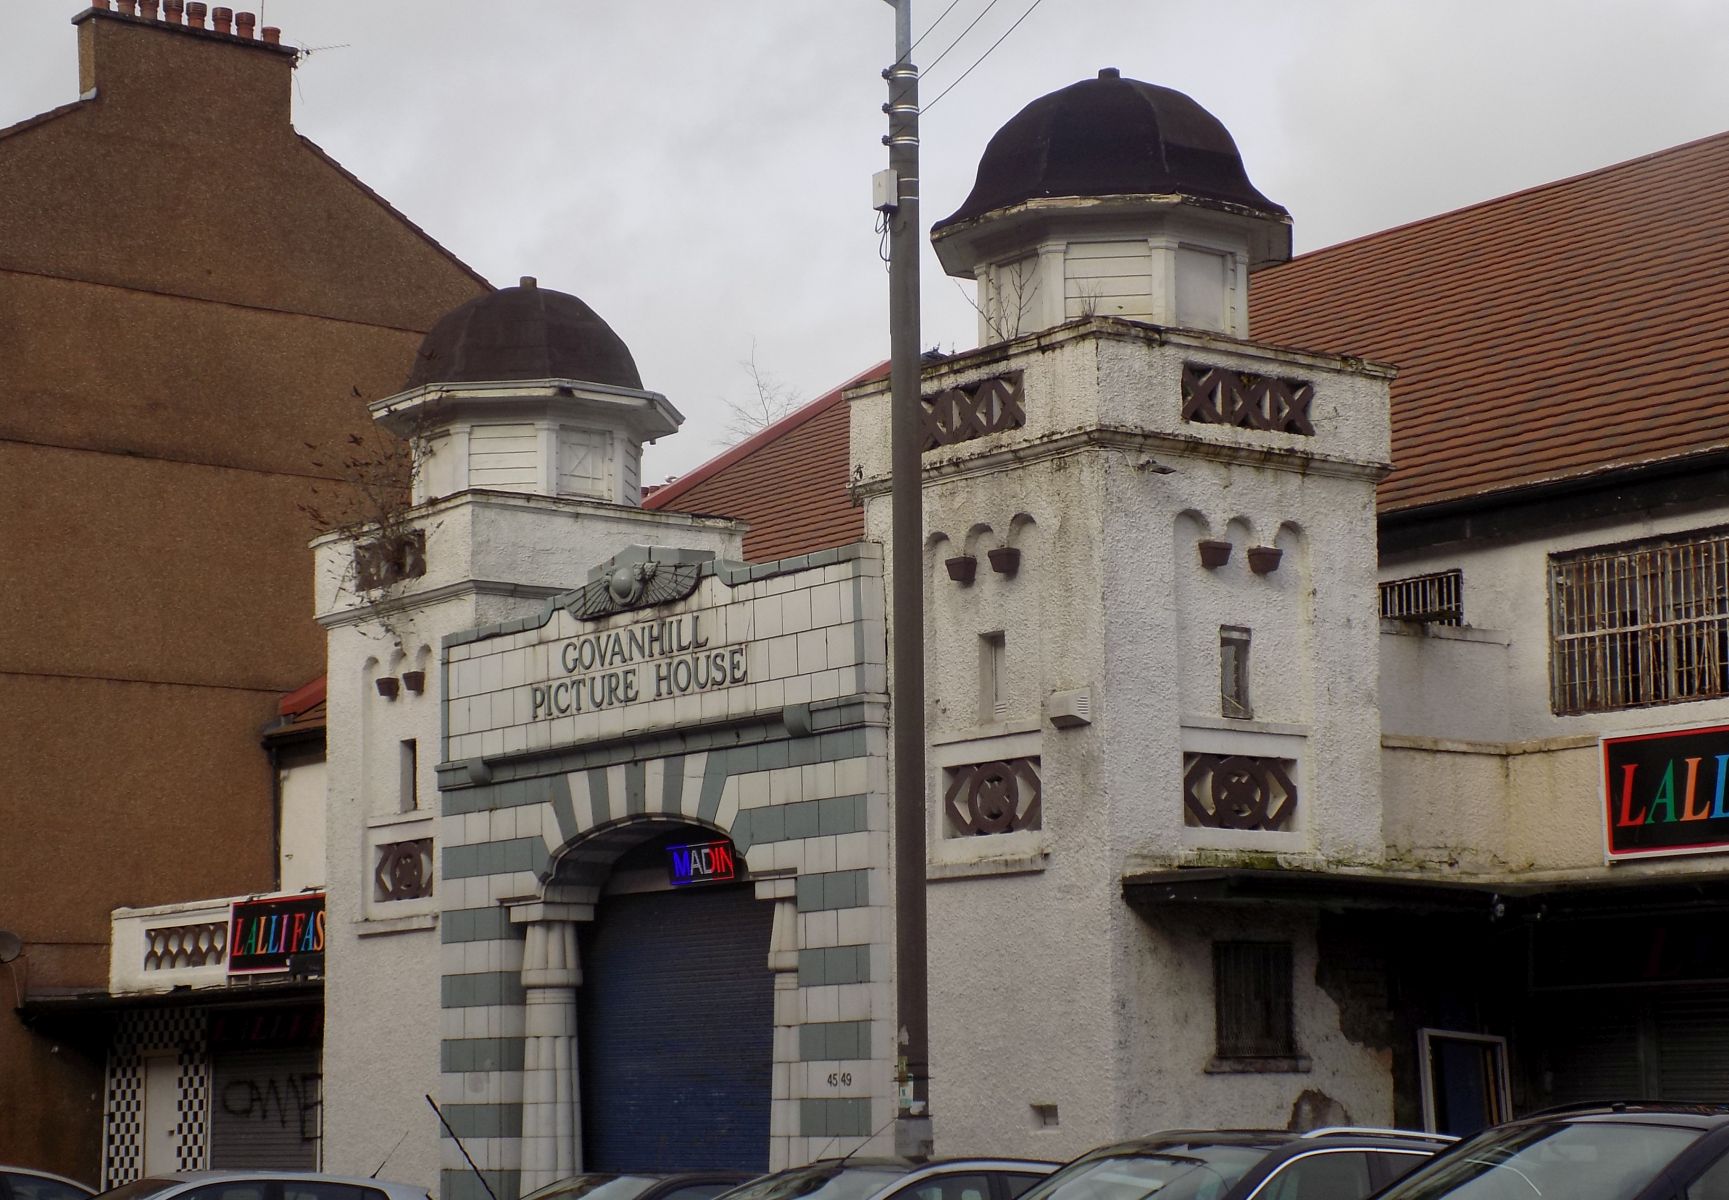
924,0 -> 1050,114
921,0 -> 1010,78
897,0 -> 968,64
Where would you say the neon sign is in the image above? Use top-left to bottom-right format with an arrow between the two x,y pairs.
668,840 -> 737,886
1603,724 -> 1729,860
228,892 -> 325,974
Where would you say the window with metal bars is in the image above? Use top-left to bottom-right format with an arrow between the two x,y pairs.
1213,941 -> 1296,1059
1380,569 -> 1463,625
1550,528 -> 1729,715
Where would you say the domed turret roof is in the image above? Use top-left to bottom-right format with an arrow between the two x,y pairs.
406,276 -> 643,391
934,69 -> 1286,232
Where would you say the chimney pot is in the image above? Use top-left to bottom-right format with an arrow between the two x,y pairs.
138,0 -> 159,17
211,6 -> 232,33
185,1 -> 206,28
117,0 -> 138,14
261,25 -> 280,43
235,11 -> 255,36
91,0 -> 112,9
164,0 -> 183,22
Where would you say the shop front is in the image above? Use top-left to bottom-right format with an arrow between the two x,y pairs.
21,891 -> 327,1185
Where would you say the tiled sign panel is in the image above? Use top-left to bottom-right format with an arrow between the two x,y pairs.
445,550 -> 884,763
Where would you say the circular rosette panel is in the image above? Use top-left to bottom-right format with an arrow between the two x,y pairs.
944,757 -> 1042,836
1182,753 -> 1296,831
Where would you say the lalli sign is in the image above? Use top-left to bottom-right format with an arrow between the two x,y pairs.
1603,724 -> 1729,860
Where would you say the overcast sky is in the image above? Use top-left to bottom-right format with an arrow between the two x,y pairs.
6,1 -> 1729,482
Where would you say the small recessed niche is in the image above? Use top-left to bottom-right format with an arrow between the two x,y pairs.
980,631 -> 1007,724
1221,626 -> 1252,720
1031,1103 -> 1059,1129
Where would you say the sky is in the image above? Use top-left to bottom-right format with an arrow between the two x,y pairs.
5,0 -> 1729,483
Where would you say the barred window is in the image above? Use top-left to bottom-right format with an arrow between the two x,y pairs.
1213,941 -> 1295,1059
1550,529 -> 1729,714
1380,569 -> 1463,625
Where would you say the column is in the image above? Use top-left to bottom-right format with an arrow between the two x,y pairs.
519,919 -> 582,1191
767,896 -> 800,1169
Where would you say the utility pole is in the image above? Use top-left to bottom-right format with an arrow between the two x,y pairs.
878,0 -> 932,1163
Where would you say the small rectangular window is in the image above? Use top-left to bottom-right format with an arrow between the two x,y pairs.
1221,626 -> 1251,719
1381,569 -> 1464,625
1176,246 -> 1229,332
980,631 -> 1008,723
400,738 -> 419,812
1214,941 -> 1295,1058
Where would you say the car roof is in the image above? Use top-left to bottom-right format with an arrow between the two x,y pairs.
766,1160 -> 1056,1174
3,1169 -> 95,1193
1086,1127 -> 1453,1156
1512,1102 -> 1729,1130
131,1174 -> 425,1195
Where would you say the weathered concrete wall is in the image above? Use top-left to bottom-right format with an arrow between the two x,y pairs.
1380,500 -> 1729,876
852,317 -> 1393,1154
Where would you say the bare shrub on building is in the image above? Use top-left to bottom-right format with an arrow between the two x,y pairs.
958,258 -> 1041,343
299,394 -> 441,645
722,346 -> 802,444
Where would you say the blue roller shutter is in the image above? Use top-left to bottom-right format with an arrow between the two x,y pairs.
580,884 -> 774,1171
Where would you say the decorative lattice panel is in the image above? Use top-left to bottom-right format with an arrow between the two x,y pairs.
1181,364 -> 1314,435
143,922 -> 227,971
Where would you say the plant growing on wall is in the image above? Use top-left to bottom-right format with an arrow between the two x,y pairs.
299,390 -> 441,645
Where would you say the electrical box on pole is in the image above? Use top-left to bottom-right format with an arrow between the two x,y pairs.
873,169 -> 901,213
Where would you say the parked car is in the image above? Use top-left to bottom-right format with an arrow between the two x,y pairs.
1012,1127 -> 1453,1200
522,1173 -> 754,1200
87,1174 -> 429,1200
1,1168 -> 95,1200
1373,1102 -> 1729,1200
714,1157 -> 1059,1200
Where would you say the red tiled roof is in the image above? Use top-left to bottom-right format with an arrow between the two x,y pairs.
1253,130 -> 1729,513
645,362 -> 889,562
278,676 -> 326,717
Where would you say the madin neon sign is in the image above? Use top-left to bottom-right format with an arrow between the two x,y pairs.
668,839 -> 737,886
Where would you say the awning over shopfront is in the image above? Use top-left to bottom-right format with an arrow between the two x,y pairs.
1123,866 -> 1729,919
18,977 -> 322,1033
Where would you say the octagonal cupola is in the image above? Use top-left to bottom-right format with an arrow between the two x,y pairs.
931,69 -> 1291,344
371,276 -> 678,506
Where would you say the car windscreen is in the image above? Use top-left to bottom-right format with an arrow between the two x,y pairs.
715,1165 -> 910,1200
522,1179 -> 662,1200
1013,1147 -> 1272,1200
89,1181 -> 183,1200
1374,1120 -> 1703,1200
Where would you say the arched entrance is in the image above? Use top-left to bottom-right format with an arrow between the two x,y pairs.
571,823 -> 775,1171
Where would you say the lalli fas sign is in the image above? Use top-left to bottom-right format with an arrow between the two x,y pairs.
1604,724 -> 1729,860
